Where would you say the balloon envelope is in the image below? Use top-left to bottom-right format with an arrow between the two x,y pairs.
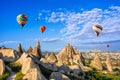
17,14 -> 28,27
40,26 -> 46,33
92,24 -> 103,36
107,44 -> 110,48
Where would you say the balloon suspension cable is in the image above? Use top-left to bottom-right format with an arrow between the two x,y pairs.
21,24 -> 24,29
97,33 -> 99,36
95,33 -> 99,51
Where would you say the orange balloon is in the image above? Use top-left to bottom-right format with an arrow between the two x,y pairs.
40,26 -> 46,33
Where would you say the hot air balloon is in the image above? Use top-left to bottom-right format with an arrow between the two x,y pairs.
40,26 -> 46,33
92,24 -> 103,36
17,14 -> 28,28
35,18 -> 39,22
106,44 -> 110,48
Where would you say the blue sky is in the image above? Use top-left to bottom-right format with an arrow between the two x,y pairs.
0,0 -> 120,52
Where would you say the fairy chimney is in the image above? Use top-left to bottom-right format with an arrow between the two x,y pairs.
90,54 -> 103,70
47,52 -> 57,63
27,46 -> 33,53
57,44 -> 84,66
106,55 -> 113,72
17,43 -> 23,56
31,41 -> 42,59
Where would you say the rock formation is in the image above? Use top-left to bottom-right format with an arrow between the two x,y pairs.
23,68 -> 47,80
57,44 -> 75,65
22,48 -> 26,53
47,52 -> 57,63
22,57 -> 39,74
79,53 -> 86,66
16,52 -> 28,65
0,48 -> 19,62
44,53 -> 49,59
0,59 -> 5,75
73,53 -> 85,66
40,61 -> 58,71
57,44 -> 85,66
40,57 -> 58,71
58,65 -> 71,74
106,55 -> 113,72
49,72 -> 71,80
30,41 -> 42,59
0,52 -> 3,59
40,58 -> 48,63
69,65 -> 85,79
90,54 -> 103,70
27,46 -> 33,53
17,43 -> 23,56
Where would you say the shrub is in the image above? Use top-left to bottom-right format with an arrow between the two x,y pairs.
14,71 -> 24,80
78,72 -> 84,76
70,70 -> 74,74
8,62 -> 21,73
67,61 -> 71,66
0,71 -> 10,80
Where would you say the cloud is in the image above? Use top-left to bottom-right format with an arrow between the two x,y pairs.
25,37 -> 63,43
83,39 -> 120,44
38,6 -> 120,45
26,38 -> 41,42
41,38 -> 61,43
0,41 -> 20,45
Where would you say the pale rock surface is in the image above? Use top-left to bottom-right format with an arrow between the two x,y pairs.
0,48 -> 19,62
49,72 -> 71,80
90,54 -> 103,70
57,44 -> 77,65
47,52 -> 57,63
57,44 -> 85,67
106,55 -> 113,72
23,68 -> 47,80
40,58 -> 48,63
0,59 -> 5,75
16,52 -> 28,65
22,57 -> 39,74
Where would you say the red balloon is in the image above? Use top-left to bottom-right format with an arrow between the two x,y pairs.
40,26 -> 46,33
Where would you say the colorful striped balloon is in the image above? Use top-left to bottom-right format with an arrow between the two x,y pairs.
17,14 -> 28,28
93,24 -> 103,36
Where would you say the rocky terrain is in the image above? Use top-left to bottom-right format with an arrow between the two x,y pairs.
0,42 -> 120,80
